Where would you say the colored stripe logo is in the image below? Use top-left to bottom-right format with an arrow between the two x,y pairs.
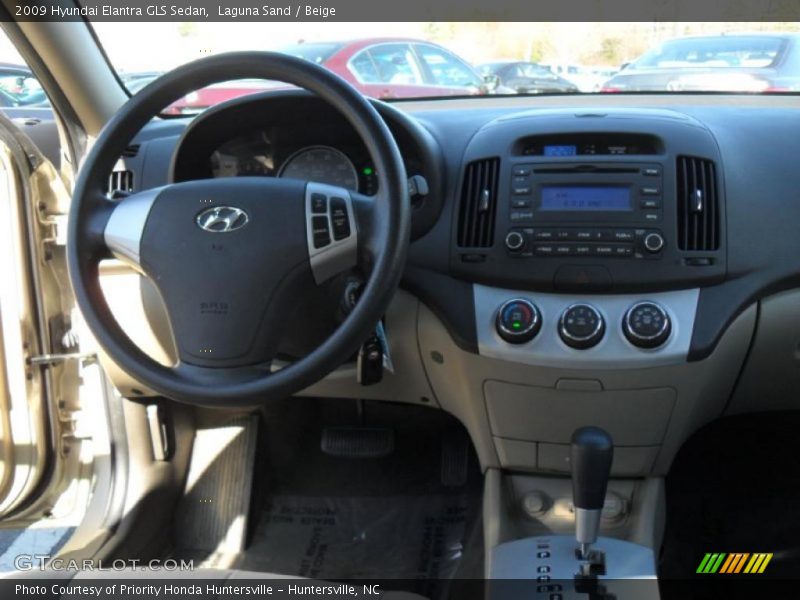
696,553 -> 773,574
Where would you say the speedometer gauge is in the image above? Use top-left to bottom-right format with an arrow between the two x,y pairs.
278,146 -> 359,191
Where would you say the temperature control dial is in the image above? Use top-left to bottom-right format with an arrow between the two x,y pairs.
496,299 -> 542,344
623,302 -> 671,348
559,304 -> 605,349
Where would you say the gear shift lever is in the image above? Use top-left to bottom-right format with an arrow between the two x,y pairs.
571,426 -> 613,559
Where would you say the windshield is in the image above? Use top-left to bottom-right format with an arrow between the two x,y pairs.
90,22 -> 800,113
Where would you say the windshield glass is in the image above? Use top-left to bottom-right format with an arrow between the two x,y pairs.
91,22 -> 800,113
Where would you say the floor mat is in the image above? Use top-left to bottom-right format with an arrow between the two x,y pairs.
239,398 -> 484,597
659,412 -> 800,598
239,494 -> 472,579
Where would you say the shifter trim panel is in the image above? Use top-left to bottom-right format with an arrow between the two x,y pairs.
490,535 -> 658,593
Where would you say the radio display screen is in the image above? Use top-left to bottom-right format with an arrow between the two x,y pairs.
540,185 -> 631,212
543,145 -> 577,157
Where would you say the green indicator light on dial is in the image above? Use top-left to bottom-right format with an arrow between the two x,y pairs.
363,167 -> 374,176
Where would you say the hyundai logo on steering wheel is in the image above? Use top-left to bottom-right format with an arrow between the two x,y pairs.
196,206 -> 249,233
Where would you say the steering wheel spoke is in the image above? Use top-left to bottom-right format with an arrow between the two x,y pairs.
103,186 -> 162,271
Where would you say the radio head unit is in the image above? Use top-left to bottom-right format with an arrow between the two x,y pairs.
450,110 -> 726,292
510,161 -> 663,226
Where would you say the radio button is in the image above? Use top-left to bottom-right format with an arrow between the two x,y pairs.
574,245 -> 592,255
642,167 -> 661,176
511,198 -> 532,208
513,186 -> 532,195
512,175 -> 530,186
505,231 -> 526,252
535,245 -> 555,256
594,245 -> 614,255
641,198 -> 662,209
643,232 -> 665,253
533,230 -> 555,240
612,230 -> 635,241
512,166 -> 532,176
641,186 -> 661,195
555,245 -> 573,255
643,212 -> 661,222
593,229 -> 613,241
574,230 -> 594,241
555,230 -> 572,240
614,244 -> 634,257
510,210 -> 534,222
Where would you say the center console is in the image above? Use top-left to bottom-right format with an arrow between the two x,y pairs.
438,110 -> 731,593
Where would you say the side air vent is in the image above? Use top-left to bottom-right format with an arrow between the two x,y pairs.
122,144 -> 140,158
108,170 -> 134,196
676,155 -> 719,251
457,157 -> 500,248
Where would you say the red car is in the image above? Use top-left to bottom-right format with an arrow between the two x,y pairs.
164,38 -> 497,113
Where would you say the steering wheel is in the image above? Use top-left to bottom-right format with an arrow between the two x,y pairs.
67,52 -> 410,407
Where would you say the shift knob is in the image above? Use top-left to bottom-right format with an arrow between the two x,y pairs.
571,427 -> 613,555
571,426 -> 613,510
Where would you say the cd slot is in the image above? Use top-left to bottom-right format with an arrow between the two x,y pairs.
533,166 -> 640,174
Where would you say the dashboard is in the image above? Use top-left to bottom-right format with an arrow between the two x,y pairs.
117,91 -> 800,371
100,90 -> 800,477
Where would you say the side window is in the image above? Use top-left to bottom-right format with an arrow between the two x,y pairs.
362,44 -> 422,85
348,51 -> 381,83
509,65 -> 528,79
0,32 -> 49,108
521,64 -> 550,78
414,44 -> 481,88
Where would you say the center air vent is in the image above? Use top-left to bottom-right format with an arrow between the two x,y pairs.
457,157 -> 500,248
676,155 -> 719,251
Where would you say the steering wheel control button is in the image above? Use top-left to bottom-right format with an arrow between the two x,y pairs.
311,216 -> 331,249
559,304 -> 605,349
329,197 -> 351,240
505,231 -> 526,252
623,302 -> 671,349
311,193 -> 327,214
643,231 -> 665,253
306,183 -> 359,284
496,299 -> 542,344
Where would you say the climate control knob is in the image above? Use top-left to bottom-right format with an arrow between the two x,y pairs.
496,299 -> 541,344
623,302 -> 671,349
505,231 -> 526,252
559,304 -> 605,349
643,232 -> 665,253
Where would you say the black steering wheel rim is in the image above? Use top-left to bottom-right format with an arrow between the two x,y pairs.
67,52 -> 410,407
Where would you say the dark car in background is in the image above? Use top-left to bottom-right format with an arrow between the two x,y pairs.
478,61 -> 579,94
602,34 -> 800,92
